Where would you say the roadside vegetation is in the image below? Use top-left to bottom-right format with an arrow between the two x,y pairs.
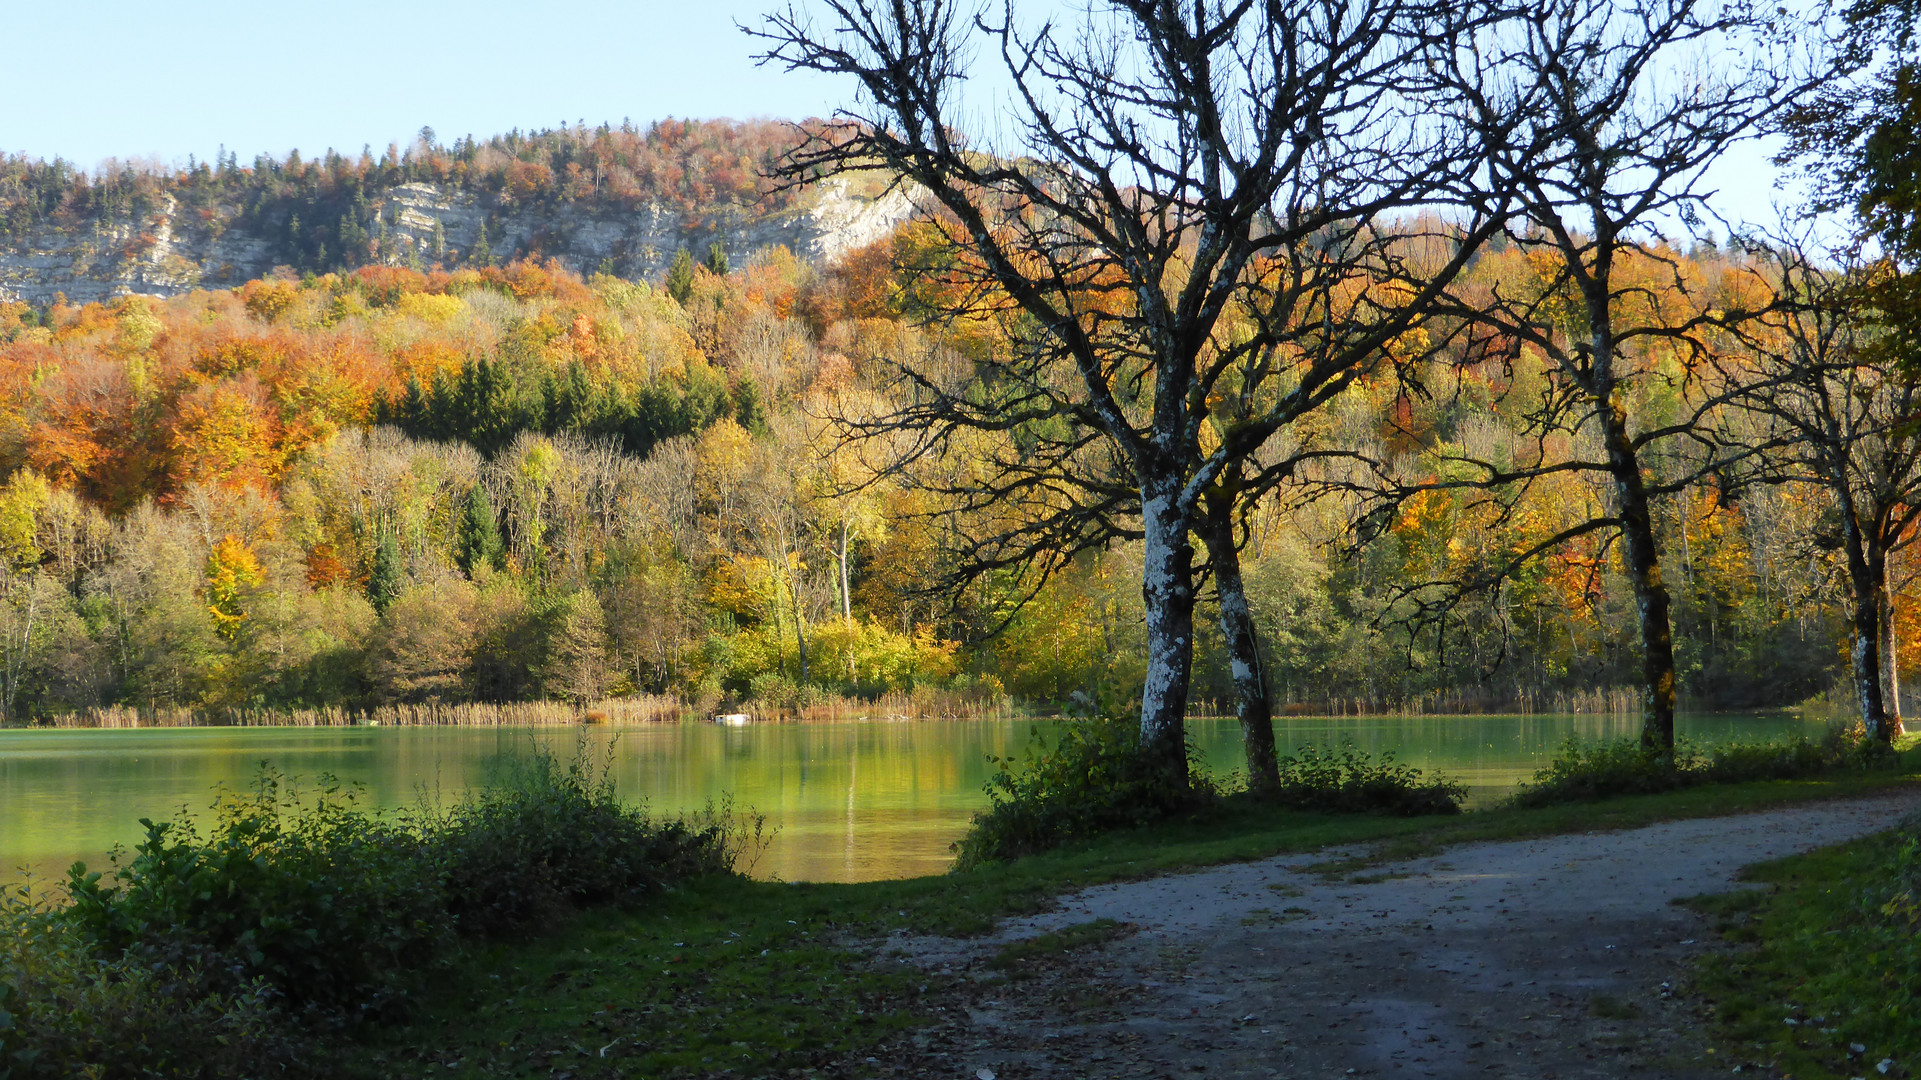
337,755 -> 1921,1079
1688,808 -> 1921,1078
1505,723 -> 1897,808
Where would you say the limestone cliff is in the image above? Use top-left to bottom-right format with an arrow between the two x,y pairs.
0,178 -> 913,306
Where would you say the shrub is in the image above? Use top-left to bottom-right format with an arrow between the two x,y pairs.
27,736 -> 753,1074
1269,745 -> 1465,816
2,886 -> 314,1079
952,719 -> 1214,869
62,770 -> 446,1022
1506,723 -> 1887,808
430,742 -> 746,936
1504,739 -> 1692,807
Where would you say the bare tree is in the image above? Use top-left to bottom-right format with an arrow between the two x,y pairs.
1730,243 -> 1920,743
754,0 -> 1507,784
1399,0 -> 1814,750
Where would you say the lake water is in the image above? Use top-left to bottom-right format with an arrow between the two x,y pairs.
0,711 -> 1824,885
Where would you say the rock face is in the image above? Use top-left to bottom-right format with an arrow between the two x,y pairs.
0,180 -> 914,306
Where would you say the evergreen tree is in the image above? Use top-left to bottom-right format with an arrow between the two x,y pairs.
704,240 -> 729,277
732,375 -> 767,435
454,484 -> 506,577
473,220 -> 494,266
368,531 -> 404,615
665,247 -> 695,304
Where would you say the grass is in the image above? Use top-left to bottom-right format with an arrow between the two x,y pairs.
986,919 -> 1131,972
342,760 -> 1921,1080
1685,822 -> 1921,1079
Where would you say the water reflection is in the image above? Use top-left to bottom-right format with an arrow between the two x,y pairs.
0,711 -> 1822,884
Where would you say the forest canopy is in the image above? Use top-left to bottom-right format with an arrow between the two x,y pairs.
0,222 -> 1881,725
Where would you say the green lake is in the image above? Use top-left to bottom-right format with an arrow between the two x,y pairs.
0,711 -> 1826,885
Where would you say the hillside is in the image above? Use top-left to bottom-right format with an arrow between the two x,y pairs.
0,120 -> 911,305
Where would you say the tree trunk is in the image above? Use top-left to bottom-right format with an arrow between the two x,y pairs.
840,518 -> 856,680
794,577 -> 810,685
1599,401 -> 1678,752
1199,490 -> 1280,795
1139,477 -> 1197,789
1879,562 -> 1905,737
839,518 -> 853,623
1844,517 -> 1892,741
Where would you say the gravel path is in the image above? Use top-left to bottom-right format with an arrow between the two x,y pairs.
875,790 -> 1921,1080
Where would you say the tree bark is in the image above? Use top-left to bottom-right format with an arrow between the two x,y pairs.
1843,513 -> 1893,741
1879,565 -> 1906,737
1198,489 -> 1280,795
839,518 -> 853,623
1139,477 -> 1197,789
1599,401 -> 1679,752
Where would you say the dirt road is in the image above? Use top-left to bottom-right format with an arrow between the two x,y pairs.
872,791 -> 1921,1080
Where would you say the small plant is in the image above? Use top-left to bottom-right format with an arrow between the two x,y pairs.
1,884 -> 313,1079
951,719 -> 1215,869
1269,745 -> 1465,816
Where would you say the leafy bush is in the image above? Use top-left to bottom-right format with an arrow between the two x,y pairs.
2,886 -> 314,1079
1270,745 -> 1465,816
62,771 -> 447,1023
430,743 -> 745,936
1506,724 -> 1886,808
9,738 -> 753,1078
952,720 -> 1214,869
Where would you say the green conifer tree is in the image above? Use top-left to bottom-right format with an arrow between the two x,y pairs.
704,240 -> 729,277
665,247 -> 695,304
454,484 -> 506,577
368,531 -> 404,615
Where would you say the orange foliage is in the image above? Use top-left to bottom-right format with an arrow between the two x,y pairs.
241,278 -> 299,322
24,356 -> 155,509
391,340 -> 465,390
166,378 -> 282,491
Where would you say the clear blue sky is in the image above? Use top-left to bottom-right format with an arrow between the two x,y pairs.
3,0 -> 1791,233
2,1 -> 844,167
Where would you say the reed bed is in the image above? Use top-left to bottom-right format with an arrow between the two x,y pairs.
1272,686 -> 1643,717
39,696 -> 690,729
32,689 -> 1015,729
741,686 -> 1016,722
25,685 -> 1649,729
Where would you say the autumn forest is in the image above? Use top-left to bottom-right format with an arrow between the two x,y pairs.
0,157 -> 1890,726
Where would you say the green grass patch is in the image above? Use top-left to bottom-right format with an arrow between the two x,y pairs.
348,877 -> 930,1078
986,918 -> 1131,971
1686,821 -> 1921,1079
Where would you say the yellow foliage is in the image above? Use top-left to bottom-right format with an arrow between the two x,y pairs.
0,471 -> 49,573
394,291 -> 465,325
205,534 -> 265,641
